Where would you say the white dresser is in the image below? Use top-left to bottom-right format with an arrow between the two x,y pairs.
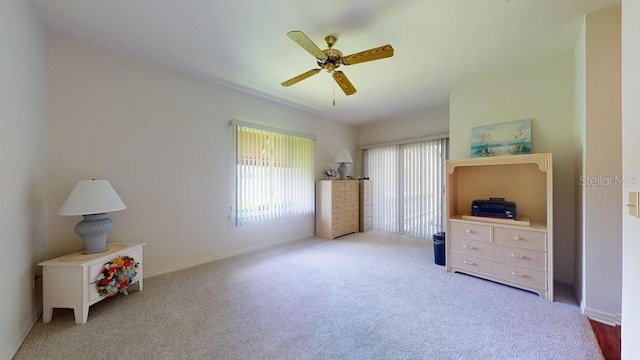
449,217 -> 548,298
39,242 -> 145,324
316,180 -> 359,239
359,180 -> 373,232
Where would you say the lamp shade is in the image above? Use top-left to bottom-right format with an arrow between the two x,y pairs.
58,180 -> 126,216
334,149 -> 353,164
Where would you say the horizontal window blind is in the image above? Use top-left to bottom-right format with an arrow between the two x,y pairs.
232,123 -> 315,226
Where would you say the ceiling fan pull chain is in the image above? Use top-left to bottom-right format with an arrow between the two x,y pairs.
333,81 -> 336,106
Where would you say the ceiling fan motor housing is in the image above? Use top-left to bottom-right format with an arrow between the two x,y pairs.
318,48 -> 343,72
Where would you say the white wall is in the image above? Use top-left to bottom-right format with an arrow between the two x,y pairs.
621,0 -> 640,357
579,5 -> 622,325
449,54 -> 576,283
46,36 -> 357,277
0,1 -> 47,358
354,105 -> 449,175
356,105 -> 449,147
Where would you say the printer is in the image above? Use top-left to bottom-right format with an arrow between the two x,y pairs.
471,198 -> 517,219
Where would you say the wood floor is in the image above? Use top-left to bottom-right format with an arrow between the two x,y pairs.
589,319 -> 621,360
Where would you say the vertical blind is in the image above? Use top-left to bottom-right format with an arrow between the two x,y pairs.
364,138 -> 447,238
232,123 -> 315,226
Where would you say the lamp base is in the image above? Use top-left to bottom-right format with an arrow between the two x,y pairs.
337,163 -> 348,180
75,213 -> 114,254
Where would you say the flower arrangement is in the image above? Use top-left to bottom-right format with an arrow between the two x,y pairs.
96,256 -> 139,297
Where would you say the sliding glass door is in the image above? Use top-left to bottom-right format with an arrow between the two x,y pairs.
364,138 -> 447,238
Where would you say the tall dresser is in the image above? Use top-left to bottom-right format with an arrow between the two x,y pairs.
316,180 -> 359,239
359,180 -> 373,231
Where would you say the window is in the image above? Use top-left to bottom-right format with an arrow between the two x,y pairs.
230,120 -> 315,226
364,137 -> 448,238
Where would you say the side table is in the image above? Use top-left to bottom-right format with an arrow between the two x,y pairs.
38,242 -> 146,324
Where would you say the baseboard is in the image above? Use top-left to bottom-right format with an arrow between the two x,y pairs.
584,307 -> 621,326
6,304 -> 42,360
144,236 -> 304,278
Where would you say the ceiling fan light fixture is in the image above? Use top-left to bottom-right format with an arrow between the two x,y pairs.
325,63 -> 335,73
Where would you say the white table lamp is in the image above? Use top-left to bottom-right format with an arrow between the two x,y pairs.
334,149 -> 353,180
58,179 -> 126,254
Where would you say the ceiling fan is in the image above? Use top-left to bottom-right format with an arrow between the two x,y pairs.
281,30 -> 394,96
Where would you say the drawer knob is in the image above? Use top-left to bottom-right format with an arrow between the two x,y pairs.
466,229 -> 472,234
511,271 -> 527,278
514,236 -> 521,241
463,260 -> 477,265
511,253 -> 526,259
463,244 -> 476,249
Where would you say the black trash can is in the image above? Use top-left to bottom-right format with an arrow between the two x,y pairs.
433,232 -> 445,266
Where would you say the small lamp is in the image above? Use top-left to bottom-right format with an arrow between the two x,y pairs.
334,149 -> 353,180
58,179 -> 127,254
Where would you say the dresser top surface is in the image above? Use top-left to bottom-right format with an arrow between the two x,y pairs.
39,242 -> 146,267
449,215 -> 546,231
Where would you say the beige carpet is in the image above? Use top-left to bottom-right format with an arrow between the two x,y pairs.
15,230 -> 603,359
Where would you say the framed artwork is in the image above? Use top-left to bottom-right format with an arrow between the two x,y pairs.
470,119 -> 531,157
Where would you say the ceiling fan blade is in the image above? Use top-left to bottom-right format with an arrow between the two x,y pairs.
333,71 -> 357,96
342,44 -> 394,65
281,69 -> 321,87
287,31 -> 328,61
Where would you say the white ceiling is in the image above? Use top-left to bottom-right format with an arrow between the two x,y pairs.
30,0 -> 620,125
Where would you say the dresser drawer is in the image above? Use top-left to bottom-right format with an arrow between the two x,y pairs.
333,201 -> 357,213
362,205 -> 373,218
451,253 -> 492,274
492,245 -> 546,270
332,191 -> 346,201
362,193 -> 373,205
345,182 -> 358,191
345,191 -> 358,201
450,238 -> 491,258
492,262 -> 546,290
450,221 -> 491,242
332,182 -> 345,192
452,253 -> 546,291
493,227 -> 546,251
332,210 -> 357,224
362,181 -> 373,193
361,218 -> 373,230
332,221 -> 358,237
